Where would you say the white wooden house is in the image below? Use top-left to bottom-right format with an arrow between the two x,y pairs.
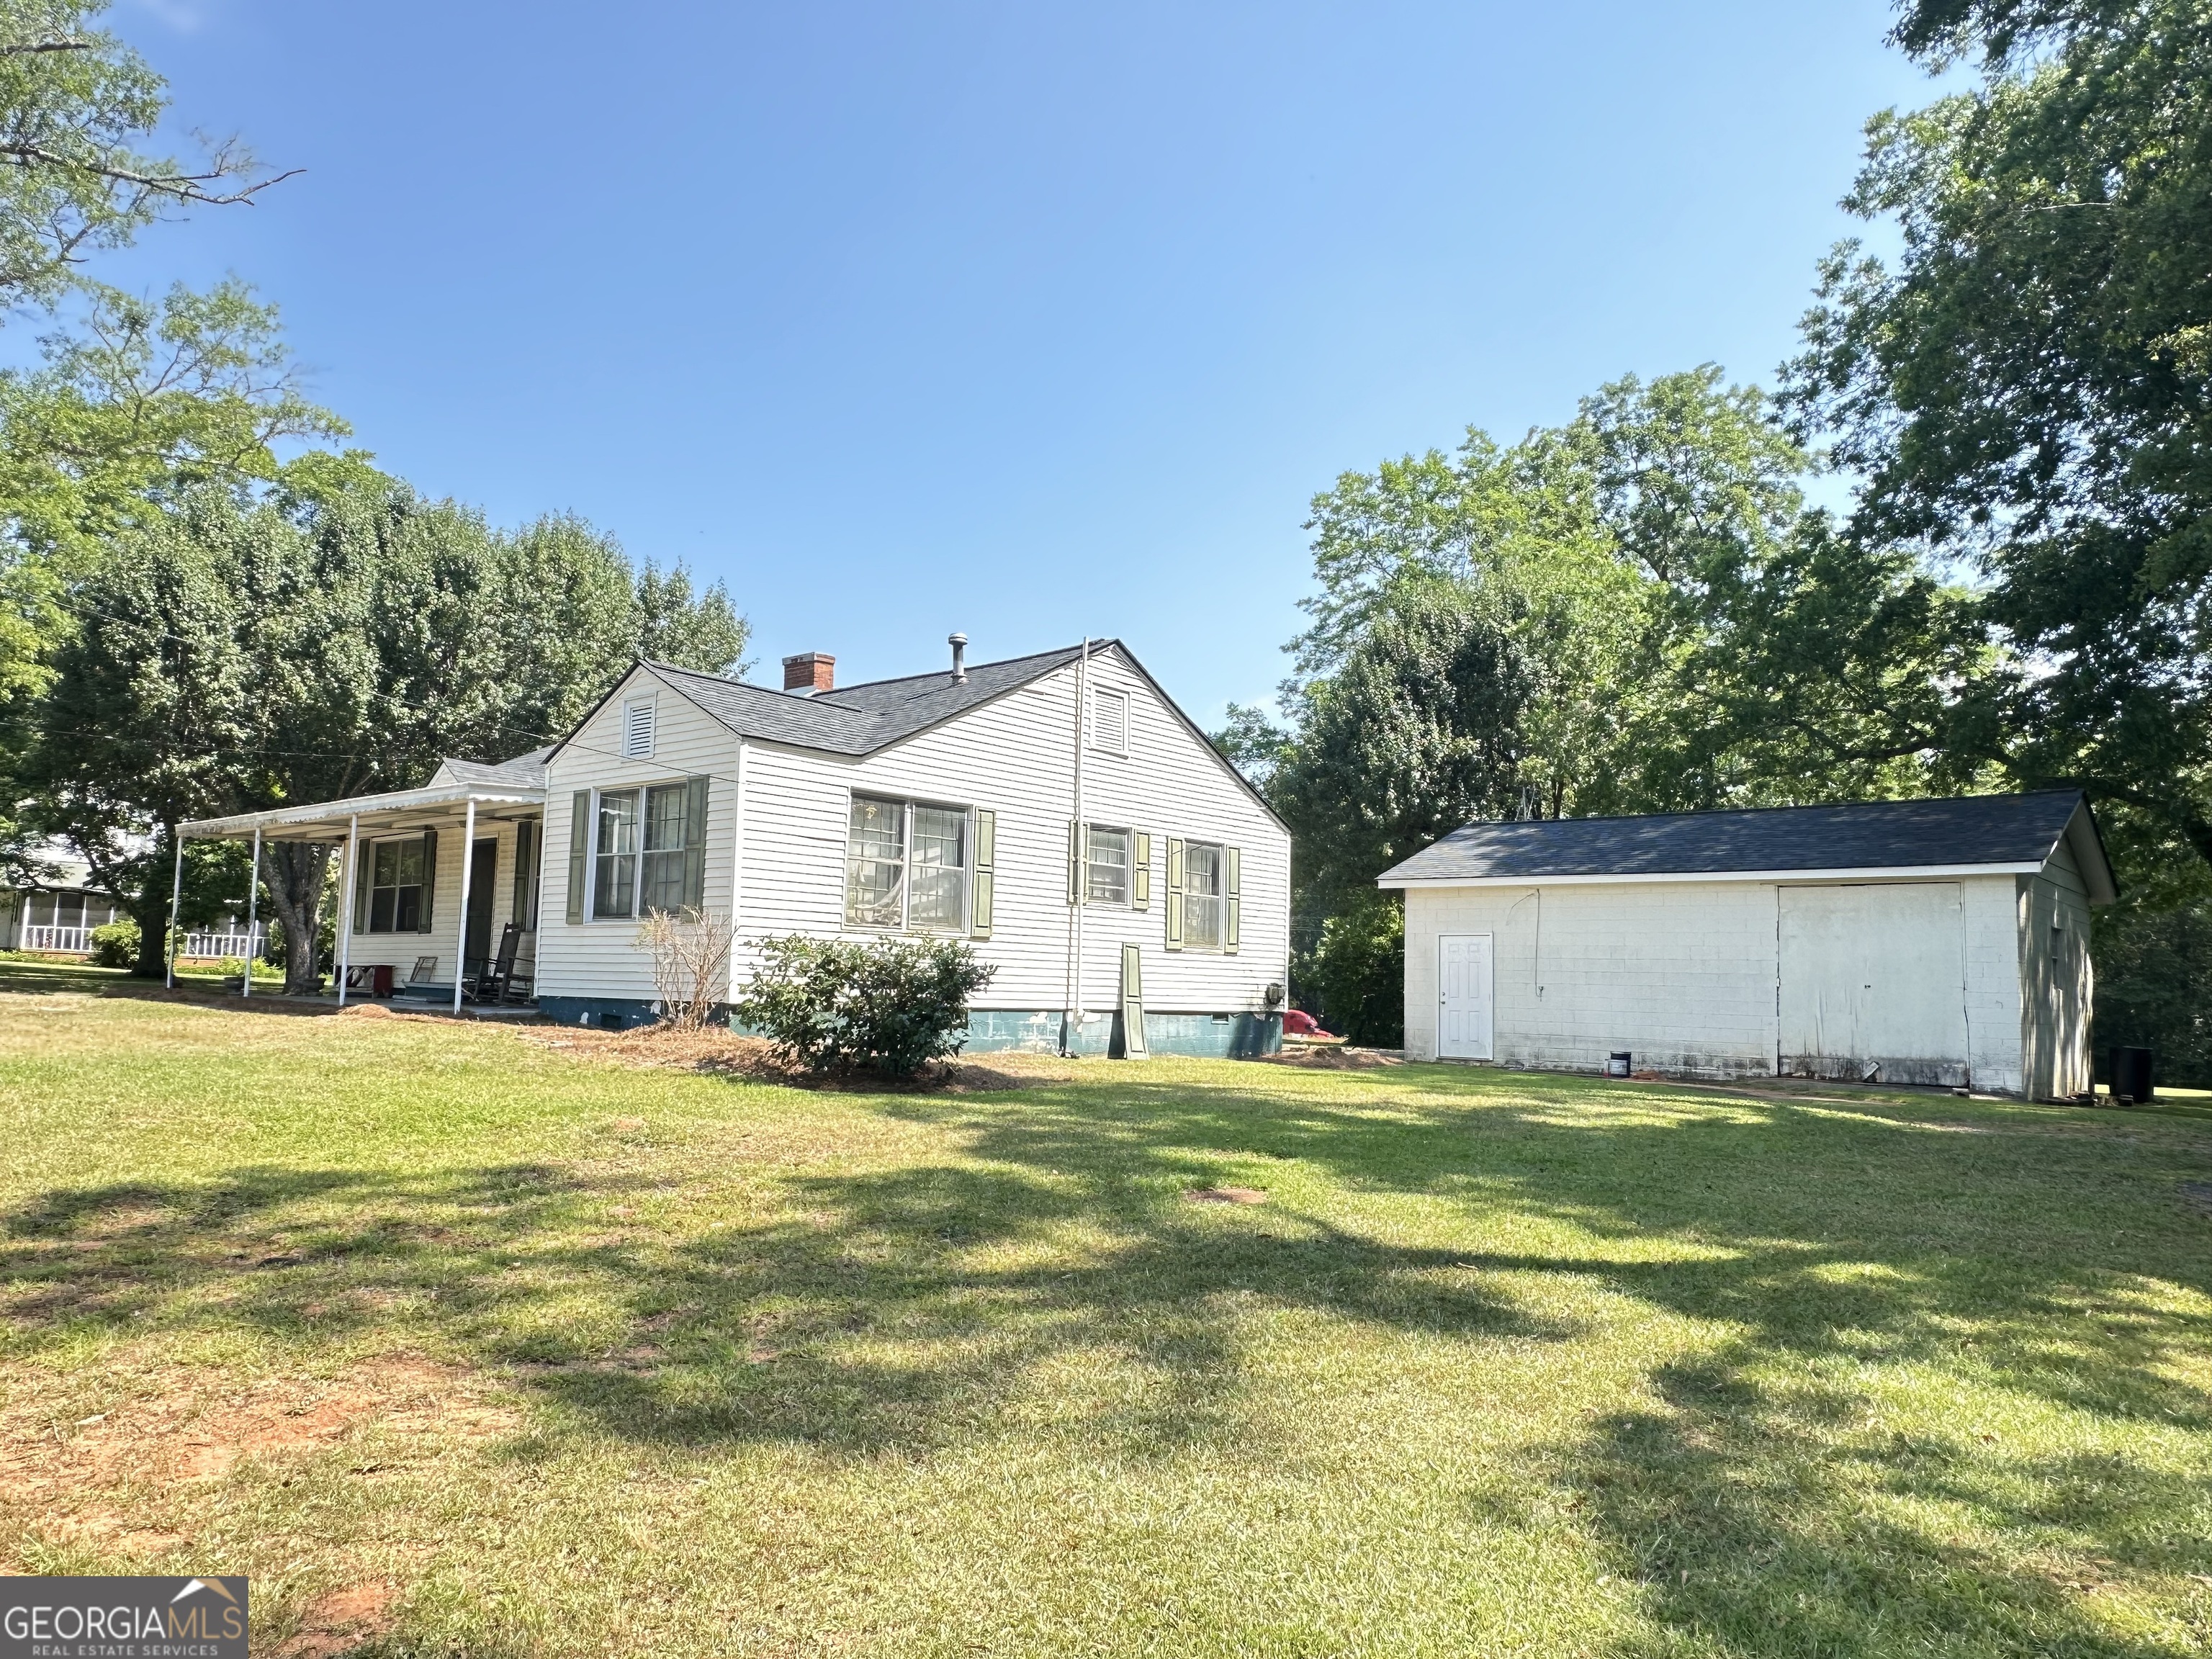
174,638 -> 1292,1056
1378,793 -> 2116,1100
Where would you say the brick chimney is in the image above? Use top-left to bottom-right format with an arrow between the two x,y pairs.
782,652 -> 835,694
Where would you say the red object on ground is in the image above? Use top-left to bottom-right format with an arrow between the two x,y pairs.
1283,1008 -> 1335,1038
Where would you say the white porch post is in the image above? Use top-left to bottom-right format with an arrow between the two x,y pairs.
336,814 -> 359,1008
243,825 -> 261,999
163,832 -> 184,989
452,796 -> 477,1014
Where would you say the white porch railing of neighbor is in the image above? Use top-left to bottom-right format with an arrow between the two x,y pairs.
21,924 -> 93,953
182,927 -> 266,960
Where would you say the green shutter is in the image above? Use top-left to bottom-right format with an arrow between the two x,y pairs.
1132,832 -> 1151,911
1120,942 -> 1148,1059
418,829 -> 439,933
1067,821 -> 1084,905
352,836 -> 371,933
971,809 -> 996,939
512,819 -> 537,930
681,774 -> 711,912
1225,845 -> 1241,954
1164,837 -> 1184,950
566,791 -> 590,924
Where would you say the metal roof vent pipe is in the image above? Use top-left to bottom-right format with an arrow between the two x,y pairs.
948,632 -> 968,683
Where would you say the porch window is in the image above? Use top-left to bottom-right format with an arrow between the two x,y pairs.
368,839 -> 428,932
845,796 -> 968,932
1183,841 -> 1225,950
1086,825 -> 1130,906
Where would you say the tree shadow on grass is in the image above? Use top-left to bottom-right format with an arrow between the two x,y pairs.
5,1063 -> 2210,1653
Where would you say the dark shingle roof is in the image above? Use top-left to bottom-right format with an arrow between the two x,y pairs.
1379,791 -> 2098,884
640,644 -> 1089,757
438,745 -> 553,789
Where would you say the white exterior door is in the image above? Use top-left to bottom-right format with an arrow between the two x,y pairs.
1438,933 -> 1494,1060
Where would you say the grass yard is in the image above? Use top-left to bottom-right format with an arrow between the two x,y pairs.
3,961 -> 2210,1657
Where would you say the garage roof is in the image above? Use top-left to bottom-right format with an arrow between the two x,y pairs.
1377,791 -> 2116,901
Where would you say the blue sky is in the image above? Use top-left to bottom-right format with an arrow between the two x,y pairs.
91,0 -> 1935,727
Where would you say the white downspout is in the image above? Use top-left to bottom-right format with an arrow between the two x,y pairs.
243,824 -> 261,999
1066,639 -> 1089,1052
452,797 -> 477,1015
728,735 -> 748,1008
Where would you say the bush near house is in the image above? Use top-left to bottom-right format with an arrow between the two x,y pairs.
734,934 -> 995,1076
87,919 -> 140,968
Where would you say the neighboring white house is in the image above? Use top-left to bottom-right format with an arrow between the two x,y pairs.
175,638 -> 1292,1057
0,840 -> 125,955
1379,793 -> 2116,1100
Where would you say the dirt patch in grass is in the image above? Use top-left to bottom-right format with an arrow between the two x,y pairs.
1258,1046 -> 1404,1070
521,1025 -> 1080,1091
1,1353 -> 521,1501
1186,1186 -> 1269,1205
280,1581 -> 397,1658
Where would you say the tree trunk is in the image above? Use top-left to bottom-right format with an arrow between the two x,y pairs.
130,830 -> 175,979
264,841 -> 334,995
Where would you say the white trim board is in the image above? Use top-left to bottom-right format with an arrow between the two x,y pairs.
1378,862 -> 2046,891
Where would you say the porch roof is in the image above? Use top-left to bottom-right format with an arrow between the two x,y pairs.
178,781 -> 546,843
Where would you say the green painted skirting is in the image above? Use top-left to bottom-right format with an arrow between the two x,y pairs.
963,1010 -> 1281,1059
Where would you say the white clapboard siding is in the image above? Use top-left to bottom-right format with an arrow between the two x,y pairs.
534,676 -> 738,1000
336,816 -> 536,980
727,645 -> 1290,1012
539,647 -> 1290,1012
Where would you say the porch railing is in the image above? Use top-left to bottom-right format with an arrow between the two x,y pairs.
21,924 -> 93,953
181,927 -> 266,961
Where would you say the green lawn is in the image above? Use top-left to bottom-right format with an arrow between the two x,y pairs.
3,960 -> 2209,1658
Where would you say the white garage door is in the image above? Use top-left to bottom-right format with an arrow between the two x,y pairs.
1779,884 -> 1969,1086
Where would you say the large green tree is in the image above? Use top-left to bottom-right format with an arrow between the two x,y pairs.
1784,0 -> 2212,871
31,477 -> 749,988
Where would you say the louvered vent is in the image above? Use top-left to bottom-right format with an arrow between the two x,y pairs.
621,699 -> 656,758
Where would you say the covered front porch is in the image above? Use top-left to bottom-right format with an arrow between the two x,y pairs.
176,778 -> 548,1014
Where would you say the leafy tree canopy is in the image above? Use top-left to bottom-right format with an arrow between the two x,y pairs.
1784,0 -> 2212,870
0,0 -> 286,311
28,477 -> 749,983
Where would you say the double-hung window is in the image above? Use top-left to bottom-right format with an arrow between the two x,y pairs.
368,839 -> 428,932
846,796 -> 968,932
1182,840 -> 1225,950
593,790 -> 640,918
1086,825 -> 1131,905
593,783 -> 693,918
639,783 -> 691,913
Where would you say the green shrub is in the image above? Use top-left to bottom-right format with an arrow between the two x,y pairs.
734,935 -> 996,1077
1305,892 -> 1404,1047
89,918 -> 140,968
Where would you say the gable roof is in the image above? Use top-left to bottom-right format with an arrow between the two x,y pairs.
1377,791 -> 2115,901
433,745 -> 554,790
541,640 -> 1285,830
635,643 -> 1089,757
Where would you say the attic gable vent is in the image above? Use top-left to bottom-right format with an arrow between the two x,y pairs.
621,698 -> 656,759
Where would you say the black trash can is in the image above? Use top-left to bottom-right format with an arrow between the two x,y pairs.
2109,1046 -> 2155,1105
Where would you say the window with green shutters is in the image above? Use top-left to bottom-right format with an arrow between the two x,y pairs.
847,794 -> 975,934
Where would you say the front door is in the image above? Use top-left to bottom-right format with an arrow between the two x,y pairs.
1438,933 -> 1493,1060
464,838 -> 498,976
